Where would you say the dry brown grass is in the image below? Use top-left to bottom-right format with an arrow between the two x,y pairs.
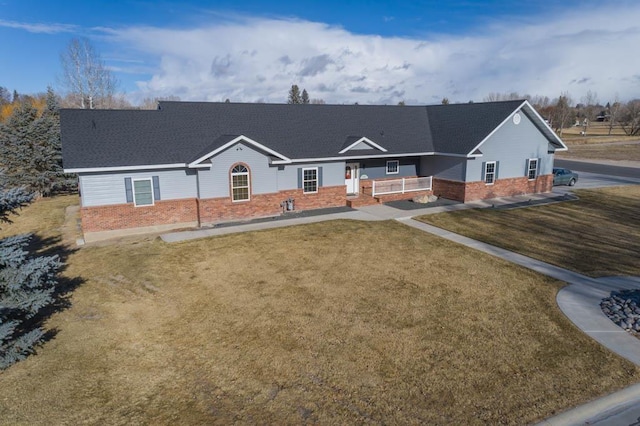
417,186 -> 640,277
562,121 -> 626,136
0,196 -> 638,424
557,142 -> 640,162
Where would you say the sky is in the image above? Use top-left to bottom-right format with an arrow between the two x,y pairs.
0,0 -> 639,105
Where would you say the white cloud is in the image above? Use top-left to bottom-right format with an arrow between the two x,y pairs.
0,18 -> 77,34
100,6 -> 640,104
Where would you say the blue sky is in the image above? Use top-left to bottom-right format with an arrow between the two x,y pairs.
1,0 -> 638,105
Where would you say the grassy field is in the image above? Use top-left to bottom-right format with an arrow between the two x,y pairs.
417,186 -> 640,277
562,121 -> 627,138
557,142 -> 640,162
0,195 -> 638,424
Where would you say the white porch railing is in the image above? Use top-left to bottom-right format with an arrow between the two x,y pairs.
371,176 -> 432,197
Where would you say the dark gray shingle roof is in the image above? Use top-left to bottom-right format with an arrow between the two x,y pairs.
61,100 -> 529,169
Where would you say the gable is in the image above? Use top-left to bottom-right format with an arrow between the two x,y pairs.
465,101 -> 567,156
338,136 -> 388,154
188,135 -> 290,168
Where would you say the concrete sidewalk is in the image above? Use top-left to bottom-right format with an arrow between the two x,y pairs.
161,191 -> 572,242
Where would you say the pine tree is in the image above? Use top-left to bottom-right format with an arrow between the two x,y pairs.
0,88 -> 76,196
287,85 -> 302,104
0,178 -> 61,369
301,89 -> 310,104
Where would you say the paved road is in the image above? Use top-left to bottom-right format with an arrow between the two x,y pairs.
556,159 -> 640,179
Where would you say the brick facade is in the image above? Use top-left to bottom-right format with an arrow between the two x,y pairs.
82,185 -> 348,233
81,198 -> 199,233
198,185 -> 346,224
433,174 -> 553,202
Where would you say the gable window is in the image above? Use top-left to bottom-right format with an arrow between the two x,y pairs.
527,158 -> 539,180
303,168 -> 318,194
231,164 -> 250,201
133,178 -> 154,206
484,161 -> 496,185
386,160 -> 399,175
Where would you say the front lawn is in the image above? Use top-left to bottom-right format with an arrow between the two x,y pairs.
417,186 -> 640,277
0,196 -> 638,424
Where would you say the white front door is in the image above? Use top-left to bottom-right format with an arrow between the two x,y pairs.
345,163 -> 359,194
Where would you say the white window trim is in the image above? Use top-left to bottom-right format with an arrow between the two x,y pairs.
527,158 -> 539,180
132,178 -> 154,207
302,167 -> 319,194
386,160 -> 400,175
484,161 -> 496,186
231,165 -> 251,202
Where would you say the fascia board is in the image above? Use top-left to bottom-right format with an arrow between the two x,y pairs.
64,163 -> 187,173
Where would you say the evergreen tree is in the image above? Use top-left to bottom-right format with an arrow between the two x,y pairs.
0,179 -> 61,369
0,88 -> 76,196
287,85 -> 302,104
301,89 -> 310,104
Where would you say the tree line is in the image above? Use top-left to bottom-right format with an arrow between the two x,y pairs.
483,91 -> 640,136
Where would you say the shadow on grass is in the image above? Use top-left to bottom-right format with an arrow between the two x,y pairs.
18,233 -> 85,354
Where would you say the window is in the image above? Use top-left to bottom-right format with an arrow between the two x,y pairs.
231,164 -> 250,201
484,161 -> 496,185
133,178 -> 153,206
527,158 -> 539,180
303,168 -> 318,193
386,160 -> 399,175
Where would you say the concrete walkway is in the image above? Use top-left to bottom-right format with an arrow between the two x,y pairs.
161,192 -> 640,425
161,192 -> 573,242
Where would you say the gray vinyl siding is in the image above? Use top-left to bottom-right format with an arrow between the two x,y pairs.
276,162 -> 344,190
79,168 -> 197,207
199,142 -> 278,198
359,158 -> 419,180
348,141 -> 374,150
198,143 -> 346,198
465,112 -> 554,182
420,156 -> 466,181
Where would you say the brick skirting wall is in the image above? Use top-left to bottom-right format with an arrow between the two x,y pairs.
432,179 -> 466,201
433,174 -> 553,202
198,185 -> 346,224
81,198 -> 198,233
82,186 -> 348,233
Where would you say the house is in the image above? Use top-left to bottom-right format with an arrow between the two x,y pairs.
61,100 -> 567,241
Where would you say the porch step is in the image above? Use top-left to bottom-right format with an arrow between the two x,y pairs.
346,194 -> 379,208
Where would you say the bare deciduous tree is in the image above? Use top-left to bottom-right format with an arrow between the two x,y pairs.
60,38 -> 119,109
608,96 -> 622,136
483,92 -> 524,102
550,92 -> 575,134
618,99 -> 640,136
580,90 -> 599,121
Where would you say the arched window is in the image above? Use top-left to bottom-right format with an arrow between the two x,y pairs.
231,164 -> 250,201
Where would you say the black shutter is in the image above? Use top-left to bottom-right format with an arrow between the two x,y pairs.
152,176 -> 161,200
125,177 -> 133,203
